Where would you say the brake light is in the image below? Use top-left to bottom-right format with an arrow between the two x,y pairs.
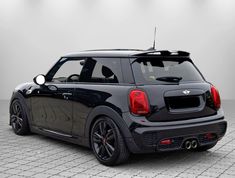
211,85 -> 221,109
129,90 -> 150,115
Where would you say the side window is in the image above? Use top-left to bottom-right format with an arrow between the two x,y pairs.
79,58 -> 123,83
50,58 -> 85,83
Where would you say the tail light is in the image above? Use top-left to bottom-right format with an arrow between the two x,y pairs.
129,89 -> 150,115
211,85 -> 221,109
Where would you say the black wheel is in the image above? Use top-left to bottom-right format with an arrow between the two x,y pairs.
10,99 -> 30,135
194,143 -> 217,152
90,116 -> 129,166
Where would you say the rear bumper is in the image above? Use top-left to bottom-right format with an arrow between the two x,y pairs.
125,118 -> 227,153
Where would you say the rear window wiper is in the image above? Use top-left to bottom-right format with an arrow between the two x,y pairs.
156,76 -> 182,82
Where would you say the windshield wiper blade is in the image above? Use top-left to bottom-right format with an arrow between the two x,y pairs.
156,76 -> 182,82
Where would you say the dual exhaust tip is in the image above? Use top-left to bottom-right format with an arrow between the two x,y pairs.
184,139 -> 198,150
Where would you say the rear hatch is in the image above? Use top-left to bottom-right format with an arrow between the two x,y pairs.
131,56 -> 217,122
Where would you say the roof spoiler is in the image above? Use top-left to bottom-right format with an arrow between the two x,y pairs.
134,50 -> 190,57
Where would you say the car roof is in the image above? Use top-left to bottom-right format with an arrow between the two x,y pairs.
62,49 -> 190,58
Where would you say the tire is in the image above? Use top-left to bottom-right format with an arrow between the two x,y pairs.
10,99 -> 30,135
90,116 -> 130,166
194,143 -> 217,152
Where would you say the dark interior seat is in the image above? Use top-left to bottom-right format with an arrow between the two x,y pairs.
101,66 -> 118,83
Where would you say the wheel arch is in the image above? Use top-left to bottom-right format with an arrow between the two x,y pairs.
84,105 -> 132,148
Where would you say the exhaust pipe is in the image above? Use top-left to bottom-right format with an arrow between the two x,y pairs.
191,140 -> 198,149
185,140 -> 192,150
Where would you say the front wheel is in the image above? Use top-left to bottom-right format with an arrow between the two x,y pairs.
90,116 -> 129,166
10,99 -> 30,135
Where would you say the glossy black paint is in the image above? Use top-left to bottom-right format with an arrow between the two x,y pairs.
10,49 -> 227,153
139,83 -> 217,122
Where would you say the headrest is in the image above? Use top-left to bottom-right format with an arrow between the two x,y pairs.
102,66 -> 114,78
150,60 -> 164,67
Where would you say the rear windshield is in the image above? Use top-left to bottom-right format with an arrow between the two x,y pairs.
131,57 -> 204,84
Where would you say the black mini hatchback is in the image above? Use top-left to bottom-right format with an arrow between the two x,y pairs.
10,49 -> 227,165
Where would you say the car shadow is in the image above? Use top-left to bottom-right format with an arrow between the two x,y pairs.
35,132 -> 213,167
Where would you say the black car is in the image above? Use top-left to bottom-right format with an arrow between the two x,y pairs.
9,49 -> 227,166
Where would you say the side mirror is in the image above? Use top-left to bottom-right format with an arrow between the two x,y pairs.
33,74 -> 46,85
80,60 -> 85,66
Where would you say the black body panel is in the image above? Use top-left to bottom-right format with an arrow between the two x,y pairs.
138,82 -> 217,122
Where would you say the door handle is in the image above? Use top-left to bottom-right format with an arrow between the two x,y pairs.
62,93 -> 72,99
62,93 -> 72,96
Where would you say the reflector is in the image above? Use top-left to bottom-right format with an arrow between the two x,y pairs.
160,139 -> 172,145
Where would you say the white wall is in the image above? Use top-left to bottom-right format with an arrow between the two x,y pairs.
0,0 -> 235,100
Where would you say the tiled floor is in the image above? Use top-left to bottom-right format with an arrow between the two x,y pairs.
0,100 -> 234,178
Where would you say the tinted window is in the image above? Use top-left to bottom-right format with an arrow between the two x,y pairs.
131,57 -> 204,84
79,58 -> 123,83
47,58 -> 85,83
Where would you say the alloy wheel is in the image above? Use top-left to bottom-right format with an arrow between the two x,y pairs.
91,120 -> 116,161
10,101 -> 24,133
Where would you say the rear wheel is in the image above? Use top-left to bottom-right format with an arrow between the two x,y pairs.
90,116 -> 129,166
194,143 -> 217,152
10,99 -> 30,135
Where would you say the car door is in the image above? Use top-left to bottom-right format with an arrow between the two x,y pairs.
30,57 -> 86,135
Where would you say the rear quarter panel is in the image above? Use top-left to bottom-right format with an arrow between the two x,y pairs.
72,84 -> 135,137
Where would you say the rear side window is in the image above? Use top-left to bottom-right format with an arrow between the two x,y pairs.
79,58 -> 123,83
131,57 -> 204,84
